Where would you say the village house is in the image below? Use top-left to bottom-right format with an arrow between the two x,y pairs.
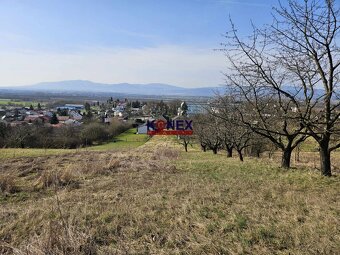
25,110 -> 39,116
57,115 -> 70,123
64,104 -> 84,110
137,123 -> 148,134
0,108 -> 5,117
69,110 -> 83,121
24,115 -> 50,124
64,119 -> 81,126
42,111 -> 54,117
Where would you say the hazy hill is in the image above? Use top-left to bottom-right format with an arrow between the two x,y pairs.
2,80 -> 328,99
7,80 -> 225,97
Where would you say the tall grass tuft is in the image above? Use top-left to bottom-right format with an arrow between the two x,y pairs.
0,174 -> 19,193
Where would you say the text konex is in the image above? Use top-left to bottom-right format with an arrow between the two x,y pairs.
147,119 -> 193,135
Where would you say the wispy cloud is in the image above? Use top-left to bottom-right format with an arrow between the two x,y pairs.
0,45 -> 227,88
113,28 -> 159,40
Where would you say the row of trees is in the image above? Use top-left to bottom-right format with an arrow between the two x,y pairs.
0,120 -> 130,149
143,100 -> 182,117
217,0 -> 340,176
193,113 -> 270,162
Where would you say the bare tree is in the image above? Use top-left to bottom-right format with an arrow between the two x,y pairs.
7,125 -> 31,148
193,114 -> 208,152
211,101 -> 257,161
221,0 -> 340,175
178,135 -> 192,152
230,125 -> 253,162
0,122 -> 9,148
213,95 -> 306,168
271,0 -> 340,176
219,123 -> 234,157
247,133 -> 272,158
195,109 -> 253,161
194,114 -> 222,154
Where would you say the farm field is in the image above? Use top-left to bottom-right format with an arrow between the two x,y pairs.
0,128 -> 148,159
0,99 -> 42,107
0,136 -> 339,254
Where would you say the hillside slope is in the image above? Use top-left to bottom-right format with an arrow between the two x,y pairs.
0,137 -> 339,254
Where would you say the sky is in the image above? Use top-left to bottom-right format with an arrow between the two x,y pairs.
0,0 -> 277,88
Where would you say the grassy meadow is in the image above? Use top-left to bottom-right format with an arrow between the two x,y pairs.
0,128 -> 148,159
0,99 -> 43,107
0,148 -> 76,160
89,128 -> 149,151
0,136 -> 339,254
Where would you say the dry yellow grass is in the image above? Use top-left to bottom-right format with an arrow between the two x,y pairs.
0,175 -> 19,194
0,136 -> 339,254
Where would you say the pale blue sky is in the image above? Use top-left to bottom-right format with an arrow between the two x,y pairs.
0,0 -> 277,87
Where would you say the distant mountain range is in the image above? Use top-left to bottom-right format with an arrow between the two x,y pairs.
3,80 -> 225,97
1,80 -> 329,100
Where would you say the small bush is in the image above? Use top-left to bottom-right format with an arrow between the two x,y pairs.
80,123 -> 109,145
107,120 -> 130,138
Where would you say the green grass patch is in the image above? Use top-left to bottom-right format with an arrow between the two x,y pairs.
89,128 -> 149,151
0,99 -> 43,107
0,148 -> 75,159
0,128 -> 149,159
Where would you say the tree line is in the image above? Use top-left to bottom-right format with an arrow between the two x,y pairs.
0,120 -> 130,149
192,0 -> 340,176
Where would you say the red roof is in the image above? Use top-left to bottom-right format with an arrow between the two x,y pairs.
57,116 -> 70,121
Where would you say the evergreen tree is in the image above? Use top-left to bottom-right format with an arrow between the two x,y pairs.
132,100 -> 141,108
50,113 -> 59,124
85,102 -> 91,112
14,108 -> 19,117
180,102 -> 188,116
57,108 -> 68,116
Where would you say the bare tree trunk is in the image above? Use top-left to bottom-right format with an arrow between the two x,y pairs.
237,150 -> 243,161
212,148 -> 218,154
184,143 -> 188,152
201,144 -> 206,152
319,140 -> 331,176
281,147 -> 292,169
226,147 -> 233,157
